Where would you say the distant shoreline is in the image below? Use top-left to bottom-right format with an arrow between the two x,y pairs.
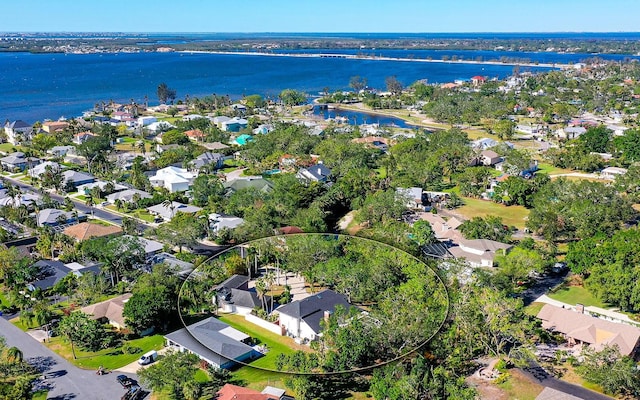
177,50 -> 569,69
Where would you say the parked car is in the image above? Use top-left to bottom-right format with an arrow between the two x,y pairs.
138,350 -> 157,365
116,374 -> 133,388
121,385 -> 143,400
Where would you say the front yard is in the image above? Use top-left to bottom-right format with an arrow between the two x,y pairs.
217,313 -> 310,390
105,204 -> 155,222
547,284 -> 609,309
44,334 -> 165,370
455,196 -> 530,229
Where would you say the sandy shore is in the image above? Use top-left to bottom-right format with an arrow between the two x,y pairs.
178,50 -> 568,69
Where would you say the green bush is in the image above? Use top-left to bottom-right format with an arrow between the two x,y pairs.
122,344 -> 142,354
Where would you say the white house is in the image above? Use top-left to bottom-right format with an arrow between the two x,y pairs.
137,116 -> 157,126
448,239 -> 512,268
557,126 -> 586,140
149,166 -> 195,193
396,187 -> 423,209
164,317 -> 261,369
4,120 -> 33,145
209,213 -> 245,234
146,201 -> 202,221
601,166 -> 627,180
276,289 -> 353,342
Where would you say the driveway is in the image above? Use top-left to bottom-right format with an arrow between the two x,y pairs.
520,363 -> 613,400
0,318 -> 142,400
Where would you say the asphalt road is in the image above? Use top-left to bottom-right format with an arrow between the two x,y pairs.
5,176 -> 145,231
0,317 -> 142,400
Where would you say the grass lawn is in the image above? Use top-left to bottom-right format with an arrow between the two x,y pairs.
0,291 -> 10,308
548,285 -> 609,308
455,196 -> 530,229
0,143 -> 23,153
217,313 -> 308,389
524,302 -> 545,317
45,334 -> 165,370
496,368 -> 544,400
32,390 -> 48,400
193,368 -> 210,383
76,194 -> 89,201
536,163 -> 574,176
105,205 -> 155,223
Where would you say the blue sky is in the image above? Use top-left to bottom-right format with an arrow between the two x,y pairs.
3,0 -> 639,33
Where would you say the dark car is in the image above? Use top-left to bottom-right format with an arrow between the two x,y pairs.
121,385 -> 143,400
116,374 -> 133,388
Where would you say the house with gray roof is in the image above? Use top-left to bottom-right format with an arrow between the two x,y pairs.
0,152 -> 41,171
224,177 -> 274,195
28,260 -> 71,291
146,201 -> 202,221
47,145 -> 76,157
190,152 -> 224,171
105,188 -> 152,204
62,170 -> 96,187
37,208 -> 85,227
296,163 -> 332,184
275,289 -> 354,341
28,161 -> 64,179
209,213 -> 245,234
4,120 -> 33,145
165,317 -> 262,369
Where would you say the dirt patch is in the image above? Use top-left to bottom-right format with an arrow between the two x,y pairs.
467,376 -> 509,400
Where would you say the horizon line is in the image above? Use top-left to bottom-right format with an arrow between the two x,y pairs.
3,31 -> 640,35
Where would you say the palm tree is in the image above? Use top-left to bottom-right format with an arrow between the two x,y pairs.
265,270 -> 276,312
161,199 -> 176,220
255,278 -> 267,312
85,196 -> 94,216
114,198 -> 123,212
5,346 -> 23,363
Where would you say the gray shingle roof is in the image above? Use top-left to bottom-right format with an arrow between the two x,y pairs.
276,289 -> 352,334
165,317 -> 256,367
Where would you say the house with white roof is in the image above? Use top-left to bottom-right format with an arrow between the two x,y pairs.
105,188 -> 152,204
149,166 -> 196,193
47,146 -> 76,158
396,187 -> 423,209
601,166 -> 627,180
28,161 -> 64,179
209,213 -> 245,234
221,117 -> 248,132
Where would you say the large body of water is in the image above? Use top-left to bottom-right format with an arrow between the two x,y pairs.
0,39 -> 636,122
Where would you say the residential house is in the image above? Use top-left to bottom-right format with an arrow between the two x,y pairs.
147,252 -> 194,276
146,201 -> 202,221
73,132 -> 97,145
479,150 -> 502,166
212,116 -> 231,129
222,117 -> 248,132
537,304 -> 640,357
557,126 -> 587,140
105,188 -> 152,205
36,208 -> 84,227
209,213 -> 245,234
418,212 -> 464,242
27,260 -> 70,291
64,261 -> 102,278
146,121 -> 175,133
233,134 -> 254,146
28,161 -> 64,179
448,239 -> 512,268
184,129 -> 206,142
471,75 -> 486,86
47,145 -> 75,157
62,222 -> 123,242
472,137 -> 498,150
130,236 -> 164,259
202,141 -> 230,151
296,163 -> 332,184
42,121 -> 69,134
276,289 -> 354,341
224,177 -> 274,195
0,192 -> 41,208
352,136 -> 391,152
165,317 -> 262,369
396,187 -> 423,209
77,181 -> 127,196
216,384 -> 284,400
0,152 -> 41,171
155,143 -> 181,154
149,166 -> 195,193
136,116 -> 157,127
182,114 -> 205,121
62,170 -> 96,187
253,124 -> 274,135
214,275 -> 250,292
215,287 -> 266,315
4,120 -> 33,145
190,152 -> 224,171
276,226 -> 304,235
80,293 -> 132,330
601,166 -> 627,180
